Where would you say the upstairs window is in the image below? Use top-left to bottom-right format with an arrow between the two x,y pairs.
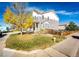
48,17 -> 49,20
42,15 -> 44,19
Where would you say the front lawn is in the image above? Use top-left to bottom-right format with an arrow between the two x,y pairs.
6,34 -> 65,51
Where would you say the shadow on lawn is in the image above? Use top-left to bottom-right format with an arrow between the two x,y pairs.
16,32 -> 34,35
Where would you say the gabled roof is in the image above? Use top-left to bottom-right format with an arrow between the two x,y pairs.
32,10 -> 59,21
33,10 -> 55,14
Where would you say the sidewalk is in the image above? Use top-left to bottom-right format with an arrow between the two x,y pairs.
0,34 -> 10,56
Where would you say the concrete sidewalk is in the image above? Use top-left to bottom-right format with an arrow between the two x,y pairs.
0,34 -> 10,56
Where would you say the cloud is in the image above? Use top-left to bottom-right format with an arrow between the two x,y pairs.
24,7 -> 55,13
56,10 -> 79,15
24,7 -> 79,15
24,7 -> 44,13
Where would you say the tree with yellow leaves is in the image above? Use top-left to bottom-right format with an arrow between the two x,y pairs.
4,3 -> 33,35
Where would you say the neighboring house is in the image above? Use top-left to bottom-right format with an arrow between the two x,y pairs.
59,25 -> 66,30
31,10 -> 59,32
59,24 -> 69,31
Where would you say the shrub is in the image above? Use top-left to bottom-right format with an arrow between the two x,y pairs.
65,21 -> 79,31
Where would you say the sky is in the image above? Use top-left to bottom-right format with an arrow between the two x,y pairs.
0,2 -> 79,31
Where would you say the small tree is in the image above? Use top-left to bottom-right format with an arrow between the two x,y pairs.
4,3 -> 33,35
0,25 -> 2,31
65,21 -> 79,31
6,27 -> 10,32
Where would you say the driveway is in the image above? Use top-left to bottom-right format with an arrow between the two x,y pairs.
52,32 -> 79,57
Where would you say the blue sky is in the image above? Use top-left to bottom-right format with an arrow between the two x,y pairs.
0,2 -> 79,31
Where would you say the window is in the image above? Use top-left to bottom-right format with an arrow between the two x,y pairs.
48,17 -> 49,20
34,16 -> 36,20
42,15 -> 44,19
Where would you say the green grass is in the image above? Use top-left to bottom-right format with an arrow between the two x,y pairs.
6,34 -> 65,51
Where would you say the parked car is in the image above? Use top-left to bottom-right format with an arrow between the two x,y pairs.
0,30 -> 2,37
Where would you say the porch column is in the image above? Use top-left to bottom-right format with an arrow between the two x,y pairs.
35,23 -> 37,32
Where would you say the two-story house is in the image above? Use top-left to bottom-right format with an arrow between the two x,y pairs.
31,10 -> 59,32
